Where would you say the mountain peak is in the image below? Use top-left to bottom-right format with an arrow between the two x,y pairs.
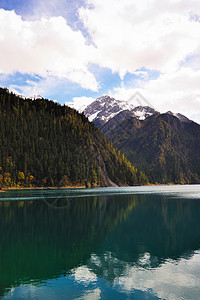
83,94 -> 157,126
84,95 -> 132,124
166,111 -> 191,123
72,94 -> 191,128
96,95 -> 115,102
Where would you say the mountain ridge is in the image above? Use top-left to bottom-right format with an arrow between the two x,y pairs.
75,94 -> 193,127
79,94 -> 200,184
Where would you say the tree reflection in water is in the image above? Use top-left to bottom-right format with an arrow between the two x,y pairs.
0,188 -> 200,299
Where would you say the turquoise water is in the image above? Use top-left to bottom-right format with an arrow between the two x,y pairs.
0,185 -> 200,299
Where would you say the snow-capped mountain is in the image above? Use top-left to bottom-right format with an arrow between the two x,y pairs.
83,95 -> 135,125
69,93 -> 191,128
69,92 -> 200,185
81,94 -> 192,127
82,94 -> 158,127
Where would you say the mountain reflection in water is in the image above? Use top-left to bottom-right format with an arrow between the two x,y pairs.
0,186 -> 200,299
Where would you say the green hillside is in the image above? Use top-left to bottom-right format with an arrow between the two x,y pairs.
0,88 -> 148,188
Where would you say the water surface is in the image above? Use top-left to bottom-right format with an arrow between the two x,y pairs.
0,185 -> 200,299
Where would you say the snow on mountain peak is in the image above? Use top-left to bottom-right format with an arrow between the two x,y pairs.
84,95 -> 131,123
68,93 -> 191,127
132,106 -> 156,120
82,94 -> 157,125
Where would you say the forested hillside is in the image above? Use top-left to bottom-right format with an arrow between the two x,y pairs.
0,88 -> 148,188
101,113 -> 200,184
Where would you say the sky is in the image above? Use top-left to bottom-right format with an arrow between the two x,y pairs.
0,0 -> 200,123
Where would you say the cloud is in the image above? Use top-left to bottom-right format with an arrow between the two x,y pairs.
0,9 -> 98,91
79,0 -> 200,76
69,96 -> 95,111
110,68 -> 200,122
70,67 -> 200,123
1,1 -> 200,115
131,71 -> 149,80
73,266 -> 97,284
115,251 -> 200,300
75,288 -> 101,300
8,76 -> 58,98
182,53 -> 200,71
21,0 -> 82,22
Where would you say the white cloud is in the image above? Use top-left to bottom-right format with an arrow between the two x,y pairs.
132,71 -> 149,80
0,9 -> 98,91
182,53 -> 200,71
75,288 -> 101,300
115,251 -> 200,300
8,77 -> 59,99
68,96 -> 95,112
73,266 -> 97,284
110,68 -> 200,123
68,67 -> 200,124
79,0 -> 200,76
1,1 -> 200,115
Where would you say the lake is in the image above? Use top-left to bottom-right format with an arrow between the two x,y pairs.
0,185 -> 200,299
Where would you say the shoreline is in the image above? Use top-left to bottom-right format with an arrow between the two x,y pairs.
1,182 -> 199,193
0,185 -> 86,192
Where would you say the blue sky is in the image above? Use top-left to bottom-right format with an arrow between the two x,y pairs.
0,0 -> 200,122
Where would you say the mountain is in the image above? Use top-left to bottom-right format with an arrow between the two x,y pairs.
0,88 -> 148,188
82,94 -> 160,127
81,94 -> 193,126
81,94 -> 200,184
84,95 -> 134,126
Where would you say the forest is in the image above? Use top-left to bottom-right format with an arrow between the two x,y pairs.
0,88 -> 148,188
102,112 -> 200,184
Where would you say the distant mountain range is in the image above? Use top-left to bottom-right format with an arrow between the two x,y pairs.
72,92 -> 192,126
76,94 -> 200,184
